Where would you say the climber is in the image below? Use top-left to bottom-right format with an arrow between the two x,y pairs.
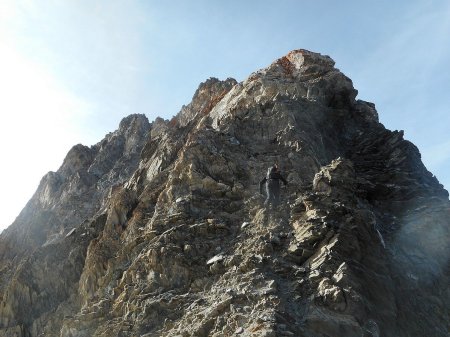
260,164 -> 288,208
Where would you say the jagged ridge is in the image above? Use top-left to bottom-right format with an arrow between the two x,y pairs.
0,50 -> 448,337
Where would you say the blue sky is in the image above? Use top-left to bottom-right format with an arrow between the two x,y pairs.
0,0 -> 449,230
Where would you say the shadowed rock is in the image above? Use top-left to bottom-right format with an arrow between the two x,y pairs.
0,50 -> 448,337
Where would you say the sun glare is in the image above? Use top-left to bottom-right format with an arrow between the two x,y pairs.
0,43 -> 91,230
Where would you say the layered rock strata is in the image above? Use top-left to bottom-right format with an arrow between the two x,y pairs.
0,50 -> 448,337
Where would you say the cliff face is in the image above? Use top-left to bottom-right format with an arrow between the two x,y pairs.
0,50 -> 448,337
0,114 -> 150,259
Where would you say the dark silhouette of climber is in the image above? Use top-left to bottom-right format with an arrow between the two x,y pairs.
260,164 -> 288,208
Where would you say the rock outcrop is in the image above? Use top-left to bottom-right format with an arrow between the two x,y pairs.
0,49 -> 448,337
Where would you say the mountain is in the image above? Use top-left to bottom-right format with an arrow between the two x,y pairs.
0,49 -> 448,337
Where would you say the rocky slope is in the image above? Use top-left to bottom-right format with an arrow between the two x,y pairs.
0,49 -> 449,337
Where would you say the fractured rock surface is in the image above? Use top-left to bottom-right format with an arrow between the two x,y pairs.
0,49 -> 448,337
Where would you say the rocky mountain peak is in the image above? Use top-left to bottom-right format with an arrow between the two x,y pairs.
118,113 -> 149,131
174,77 -> 237,127
270,49 -> 336,77
208,50 -> 361,135
0,114 -> 150,260
0,49 -> 448,337
59,143 -> 95,177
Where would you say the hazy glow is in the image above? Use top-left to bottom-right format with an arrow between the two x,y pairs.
0,1 -> 93,229
0,44 -> 92,228
0,0 -> 449,230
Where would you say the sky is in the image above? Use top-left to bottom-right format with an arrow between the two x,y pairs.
0,0 -> 449,231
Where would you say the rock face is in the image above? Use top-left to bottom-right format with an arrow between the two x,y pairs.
0,49 -> 448,337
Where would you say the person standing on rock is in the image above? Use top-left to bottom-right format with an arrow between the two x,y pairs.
260,164 -> 288,208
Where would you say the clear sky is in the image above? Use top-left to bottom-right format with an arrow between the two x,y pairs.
0,0 -> 449,231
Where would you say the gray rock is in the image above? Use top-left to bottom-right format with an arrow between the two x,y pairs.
0,49 -> 448,337
241,221 -> 251,229
207,254 -> 225,265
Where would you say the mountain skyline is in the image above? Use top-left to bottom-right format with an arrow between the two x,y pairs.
0,49 -> 448,337
0,0 -> 449,231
